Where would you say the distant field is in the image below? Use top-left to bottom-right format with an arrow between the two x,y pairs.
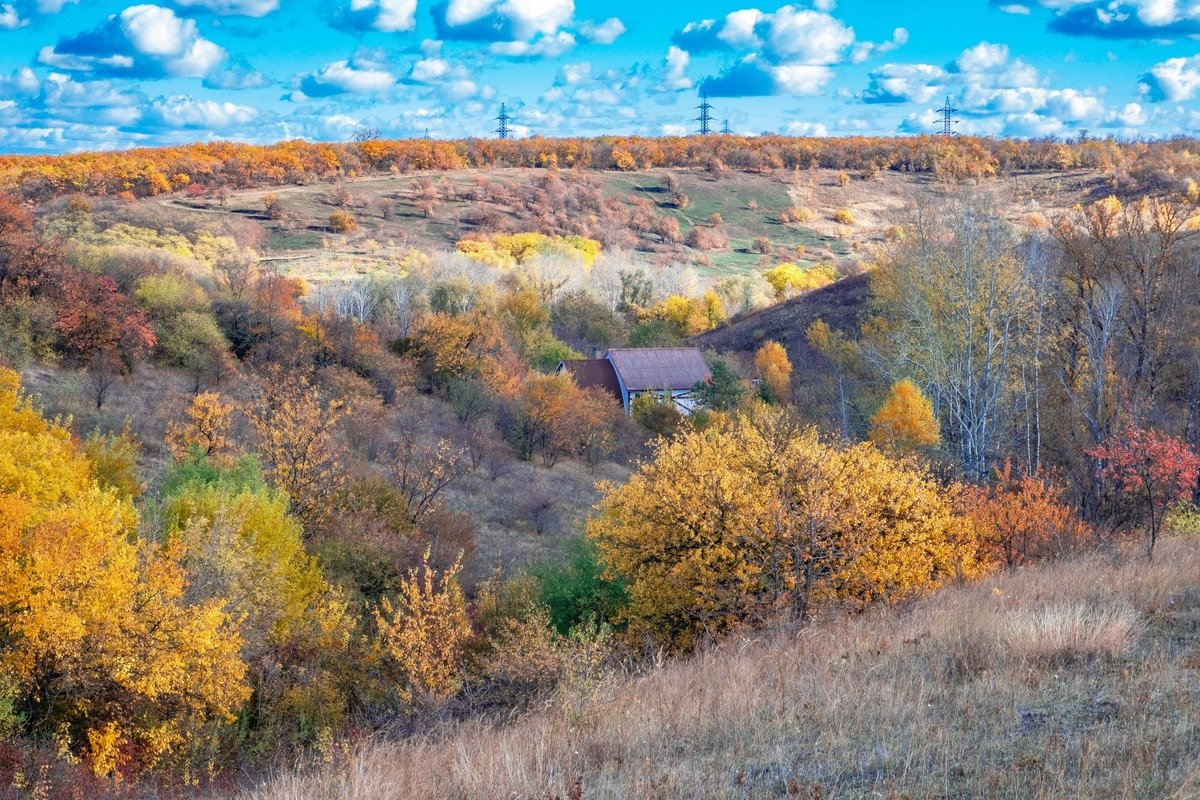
147,166 -> 1109,286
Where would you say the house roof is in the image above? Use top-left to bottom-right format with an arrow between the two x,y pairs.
605,348 -> 711,392
557,359 -> 622,400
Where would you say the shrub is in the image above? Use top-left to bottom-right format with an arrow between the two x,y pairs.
752,236 -> 771,254
836,171 -> 851,186
329,210 -> 358,233
834,207 -> 855,224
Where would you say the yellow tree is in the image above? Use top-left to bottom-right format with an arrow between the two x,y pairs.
0,368 -> 247,776
588,405 -> 977,650
374,551 -> 473,707
161,456 -> 354,746
754,340 -> 793,402
244,367 -> 348,526
869,378 -> 941,454
166,391 -> 234,461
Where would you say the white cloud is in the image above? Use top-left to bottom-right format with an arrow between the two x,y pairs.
174,0 -> 279,16
864,62 -> 947,103
408,57 -> 451,83
1140,54 -> 1200,101
39,5 -> 226,78
956,41 -> 1009,72
490,31 -> 575,58
771,64 -> 836,95
998,4 -> 1031,13
444,0 -> 574,40
579,17 -> 625,44
0,4 -> 27,28
767,7 -> 855,65
148,95 -> 258,128
344,0 -> 417,31
556,62 -> 591,85
783,120 -> 829,136
663,45 -> 691,91
299,58 -> 395,97
660,122 -> 688,135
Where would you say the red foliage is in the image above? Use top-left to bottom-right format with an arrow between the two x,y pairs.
1086,425 -> 1200,555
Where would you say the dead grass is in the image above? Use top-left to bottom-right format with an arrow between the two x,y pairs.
246,537 -> 1200,800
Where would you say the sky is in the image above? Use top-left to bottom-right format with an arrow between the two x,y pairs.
2,0 -> 1200,153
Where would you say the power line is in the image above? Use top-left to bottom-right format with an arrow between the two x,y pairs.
721,119 -> 732,135
495,103 -> 513,140
695,91 -> 713,135
939,95 -> 959,136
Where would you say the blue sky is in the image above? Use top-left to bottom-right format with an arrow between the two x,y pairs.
2,0 -> 1200,152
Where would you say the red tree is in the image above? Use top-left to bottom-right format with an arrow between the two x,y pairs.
1086,425 -> 1200,556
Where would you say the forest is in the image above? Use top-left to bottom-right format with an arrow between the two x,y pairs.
0,134 -> 1199,797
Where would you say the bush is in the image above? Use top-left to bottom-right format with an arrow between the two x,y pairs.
836,171 -> 851,186
531,538 -> 629,636
834,207 -> 855,224
329,210 -> 358,233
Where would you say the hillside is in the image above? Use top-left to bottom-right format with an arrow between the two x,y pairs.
120,166 -> 1107,285
246,535 -> 1200,800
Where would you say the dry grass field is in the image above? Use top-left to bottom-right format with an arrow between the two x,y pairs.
244,535 -> 1200,800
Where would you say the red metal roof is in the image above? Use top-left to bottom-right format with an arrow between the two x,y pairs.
605,348 -> 711,392
557,359 -> 623,401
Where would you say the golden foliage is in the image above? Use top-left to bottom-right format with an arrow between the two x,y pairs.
244,368 -> 348,526
763,262 -> 836,300
754,340 -> 792,402
166,391 -> 235,461
0,368 -> 247,776
870,379 -> 941,454
589,406 -> 977,650
374,551 -> 473,707
456,232 -> 602,269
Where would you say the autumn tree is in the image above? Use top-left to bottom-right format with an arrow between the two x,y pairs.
160,453 -> 353,747
589,406 -> 977,650
960,460 -> 1092,567
244,367 -> 348,526
166,391 -> 235,461
387,429 -> 473,525
0,368 -> 247,776
870,378 -> 941,454
754,340 -> 792,403
1086,425 -> 1200,556
374,551 -> 473,708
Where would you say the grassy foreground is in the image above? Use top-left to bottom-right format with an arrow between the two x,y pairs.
246,537 -> 1200,800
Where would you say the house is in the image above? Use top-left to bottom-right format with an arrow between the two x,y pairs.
557,348 -> 712,414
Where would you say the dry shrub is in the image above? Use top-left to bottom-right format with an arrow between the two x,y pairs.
329,210 -> 358,233
684,225 -> 729,251
781,206 -> 817,224
835,171 -> 851,186
834,207 -> 855,224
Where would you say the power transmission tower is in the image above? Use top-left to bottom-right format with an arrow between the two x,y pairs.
495,103 -> 512,140
696,92 -> 713,135
721,119 -> 732,135
939,96 -> 958,136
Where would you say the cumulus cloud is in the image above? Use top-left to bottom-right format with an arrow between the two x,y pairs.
296,51 -> 395,98
674,3 -> 902,97
403,53 -> 494,102
662,46 -> 692,91
38,5 -> 226,79
490,31 -> 575,57
333,0 -> 416,32
434,0 -> 572,41
1139,55 -> 1200,101
783,120 -> 829,136
1004,0 -> 1200,38
579,17 -> 625,44
863,62 -> 947,104
147,95 -> 257,127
